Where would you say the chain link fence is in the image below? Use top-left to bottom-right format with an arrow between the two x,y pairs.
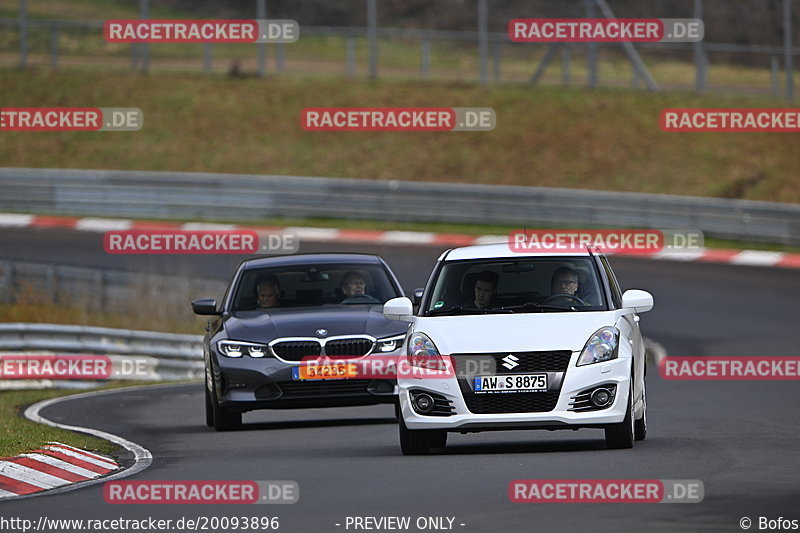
1,0 -> 798,97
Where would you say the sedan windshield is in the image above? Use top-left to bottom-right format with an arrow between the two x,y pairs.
232,263 -> 400,311
425,258 -> 607,315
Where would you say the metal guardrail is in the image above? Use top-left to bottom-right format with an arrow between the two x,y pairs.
1,167 -> 799,246
0,258 -> 227,313
0,323 -> 204,389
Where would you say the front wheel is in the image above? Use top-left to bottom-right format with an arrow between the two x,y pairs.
605,380 -> 634,449
204,377 -> 214,427
399,419 -> 446,455
634,379 -> 647,441
210,381 -> 242,431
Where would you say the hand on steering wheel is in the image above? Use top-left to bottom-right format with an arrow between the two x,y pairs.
542,293 -> 586,306
341,294 -> 381,304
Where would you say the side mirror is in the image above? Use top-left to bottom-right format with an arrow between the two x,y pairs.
412,288 -> 424,306
383,297 -> 414,321
621,290 -> 653,313
192,298 -> 221,315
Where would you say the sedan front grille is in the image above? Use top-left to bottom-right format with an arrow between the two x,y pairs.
271,341 -> 321,361
324,338 -> 374,357
269,337 -> 376,361
279,379 -> 372,397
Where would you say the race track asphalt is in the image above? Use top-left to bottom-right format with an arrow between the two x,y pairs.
1,227 -> 799,532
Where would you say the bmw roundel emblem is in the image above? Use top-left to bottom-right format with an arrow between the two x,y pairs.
316,329 -> 328,336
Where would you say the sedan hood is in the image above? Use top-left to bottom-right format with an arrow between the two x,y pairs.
414,312 -> 619,354
224,305 -> 408,343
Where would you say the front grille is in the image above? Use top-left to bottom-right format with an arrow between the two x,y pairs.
271,341 -> 321,361
460,389 -> 561,414
279,379 -> 371,397
451,351 -> 572,374
452,350 -> 571,414
325,338 -> 374,357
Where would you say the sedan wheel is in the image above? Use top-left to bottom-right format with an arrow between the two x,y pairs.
211,379 -> 242,431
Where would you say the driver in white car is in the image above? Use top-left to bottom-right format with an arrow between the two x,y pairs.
550,266 -> 580,297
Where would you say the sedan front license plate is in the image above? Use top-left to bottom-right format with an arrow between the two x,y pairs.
473,374 -> 548,393
293,363 -> 357,380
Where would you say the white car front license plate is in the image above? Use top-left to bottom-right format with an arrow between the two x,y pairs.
473,374 -> 548,393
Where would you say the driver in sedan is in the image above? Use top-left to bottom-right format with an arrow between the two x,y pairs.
341,271 -> 368,298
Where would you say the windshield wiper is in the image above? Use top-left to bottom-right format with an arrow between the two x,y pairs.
499,302 -> 577,312
427,305 -> 512,316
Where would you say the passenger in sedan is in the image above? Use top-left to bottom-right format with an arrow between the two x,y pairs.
256,275 -> 282,308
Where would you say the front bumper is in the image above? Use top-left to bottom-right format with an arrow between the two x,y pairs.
399,354 -> 631,431
211,351 -> 398,411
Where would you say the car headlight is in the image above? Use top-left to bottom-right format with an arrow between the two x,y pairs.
576,327 -> 619,366
377,334 -> 405,353
217,340 -> 270,358
406,332 -> 449,370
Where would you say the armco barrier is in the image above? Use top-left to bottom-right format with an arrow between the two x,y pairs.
1,167 -> 799,245
0,323 -> 204,389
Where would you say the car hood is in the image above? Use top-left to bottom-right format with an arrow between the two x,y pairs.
414,312 -> 620,354
224,304 -> 409,343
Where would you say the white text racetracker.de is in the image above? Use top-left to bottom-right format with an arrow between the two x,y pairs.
341,516 -> 460,530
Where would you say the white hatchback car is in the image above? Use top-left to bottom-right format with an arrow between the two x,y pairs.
384,244 -> 653,455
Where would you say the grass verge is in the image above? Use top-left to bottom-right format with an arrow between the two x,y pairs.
2,70 -> 800,203
0,382 -> 161,457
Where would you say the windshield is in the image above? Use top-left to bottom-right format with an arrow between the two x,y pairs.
232,263 -> 400,311
425,258 -> 607,315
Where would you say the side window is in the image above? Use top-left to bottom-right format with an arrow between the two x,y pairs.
600,257 -> 622,308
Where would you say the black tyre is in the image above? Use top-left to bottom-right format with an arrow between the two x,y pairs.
430,430 -> 448,449
605,380 -> 635,449
204,377 -> 214,427
399,418 -> 437,455
634,379 -> 647,441
393,401 -> 401,421
211,381 -> 242,431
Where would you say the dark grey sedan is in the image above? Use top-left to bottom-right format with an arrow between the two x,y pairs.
193,253 -> 409,430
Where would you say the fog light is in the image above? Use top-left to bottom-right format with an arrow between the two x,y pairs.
413,393 -> 435,414
590,388 -> 612,407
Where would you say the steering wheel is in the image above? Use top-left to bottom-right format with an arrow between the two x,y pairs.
542,293 -> 586,306
341,294 -> 381,304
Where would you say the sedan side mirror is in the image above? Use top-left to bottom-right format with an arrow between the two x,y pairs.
384,297 -> 414,321
192,298 -> 221,315
621,290 -> 654,313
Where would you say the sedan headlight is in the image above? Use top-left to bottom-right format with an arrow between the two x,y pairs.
376,334 -> 405,353
576,327 -> 619,366
217,340 -> 270,358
